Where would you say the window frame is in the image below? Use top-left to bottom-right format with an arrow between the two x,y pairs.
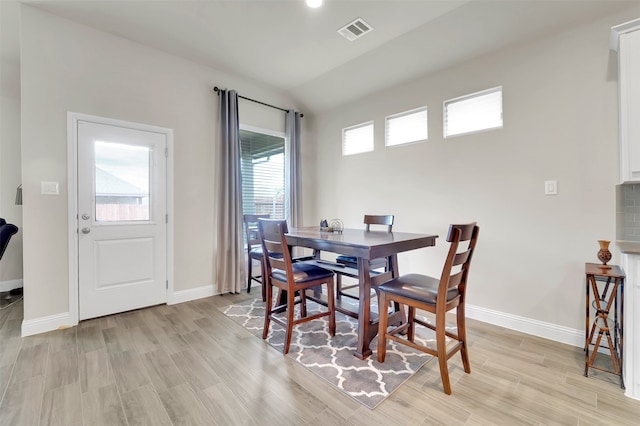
443,86 -> 503,138
342,120 -> 374,156
385,106 -> 429,148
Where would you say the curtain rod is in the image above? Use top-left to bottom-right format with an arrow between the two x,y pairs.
213,86 -> 303,118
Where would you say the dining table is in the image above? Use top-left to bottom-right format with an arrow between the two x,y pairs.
285,227 -> 438,359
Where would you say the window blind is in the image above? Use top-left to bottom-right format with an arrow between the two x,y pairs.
444,87 -> 503,138
385,107 -> 428,147
342,121 -> 374,156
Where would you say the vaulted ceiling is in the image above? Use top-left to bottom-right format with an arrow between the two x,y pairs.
1,0 -> 636,114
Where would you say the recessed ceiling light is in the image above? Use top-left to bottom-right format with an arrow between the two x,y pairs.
306,0 -> 322,8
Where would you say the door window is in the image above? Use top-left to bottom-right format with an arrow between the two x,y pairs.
94,141 -> 151,222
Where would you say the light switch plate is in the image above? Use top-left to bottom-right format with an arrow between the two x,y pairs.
41,181 -> 59,195
545,180 -> 558,195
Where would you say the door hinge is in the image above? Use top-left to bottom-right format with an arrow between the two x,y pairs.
166,214 -> 168,224
166,280 -> 169,289
165,147 -> 168,158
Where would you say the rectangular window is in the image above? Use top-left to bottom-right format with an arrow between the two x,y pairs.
385,107 -> 428,147
342,121 -> 374,156
239,128 -> 285,220
444,86 -> 503,138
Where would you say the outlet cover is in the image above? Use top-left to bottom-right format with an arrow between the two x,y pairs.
545,180 -> 558,195
41,181 -> 59,195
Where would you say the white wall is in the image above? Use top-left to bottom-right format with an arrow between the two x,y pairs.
0,59 -> 23,286
19,5 -> 308,322
309,7 -> 640,334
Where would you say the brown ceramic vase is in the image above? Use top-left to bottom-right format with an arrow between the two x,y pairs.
597,240 -> 612,267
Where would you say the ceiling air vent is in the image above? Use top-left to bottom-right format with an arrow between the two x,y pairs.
337,18 -> 373,41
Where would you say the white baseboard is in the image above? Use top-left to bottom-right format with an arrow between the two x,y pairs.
16,289 -> 583,348
168,284 -> 216,305
22,312 -> 75,337
0,279 -> 23,292
466,304 -> 584,348
19,285 -> 216,337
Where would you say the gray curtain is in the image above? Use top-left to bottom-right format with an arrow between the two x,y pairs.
286,110 -> 303,228
215,89 -> 245,294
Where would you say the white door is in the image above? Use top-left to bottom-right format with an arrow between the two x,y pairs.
77,120 -> 167,320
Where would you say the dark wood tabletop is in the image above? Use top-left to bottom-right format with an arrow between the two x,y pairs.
286,227 -> 438,359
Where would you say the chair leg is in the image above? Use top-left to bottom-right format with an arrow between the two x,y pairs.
336,274 -> 343,300
247,254 -> 252,293
284,288 -> 296,354
300,289 -> 307,318
327,279 -> 336,336
407,306 -> 416,342
457,304 -> 471,374
436,312 -> 452,395
262,280 -> 273,340
260,258 -> 266,302
377,292 -> 389,362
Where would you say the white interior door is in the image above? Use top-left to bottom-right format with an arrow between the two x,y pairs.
77,120 -> 167,320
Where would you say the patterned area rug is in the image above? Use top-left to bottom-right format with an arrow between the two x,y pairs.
222,298 -> 436,409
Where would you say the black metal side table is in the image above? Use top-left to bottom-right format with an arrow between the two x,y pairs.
584,262 -> 625,388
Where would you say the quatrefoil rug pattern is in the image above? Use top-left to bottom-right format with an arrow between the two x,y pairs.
222,298 -> 436,409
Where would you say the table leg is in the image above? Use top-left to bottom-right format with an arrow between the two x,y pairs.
353,254 -> 402,359
354,258 -> 372,359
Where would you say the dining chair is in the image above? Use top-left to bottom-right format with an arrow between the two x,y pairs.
258,219 -> 336,354
0,218 -> 19,262
244,214 -> 271,300
335,214 -> 394,300
376,222 -> 479,395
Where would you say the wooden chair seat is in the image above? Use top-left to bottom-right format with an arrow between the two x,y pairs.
336,255 -> 386,270
271,262 -> 334,283
377,222 -> 479,395
335,255 -> 356,266
377,273 -> 459,304
249,247 -> 263,259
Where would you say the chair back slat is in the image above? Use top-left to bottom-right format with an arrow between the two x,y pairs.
453,250 -> 471,267
439,223 -> 479,300
262,240 -> 287,271
258,219 -> 294,281
364,214 -> 394,232
447,270 -> 463,289
244,214 -> 270,249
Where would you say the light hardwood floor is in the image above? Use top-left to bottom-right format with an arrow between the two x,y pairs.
1,291 -> 639,425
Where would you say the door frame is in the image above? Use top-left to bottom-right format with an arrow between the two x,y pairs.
67,112 -> 174,325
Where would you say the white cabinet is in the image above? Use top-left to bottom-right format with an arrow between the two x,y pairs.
620,254 -> 640,399
612,20 -> 640,183
614,18 -> 640,400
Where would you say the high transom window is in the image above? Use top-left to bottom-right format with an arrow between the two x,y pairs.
444,86 -> 503,138
342,121 -> 374,156
385,107 -> 428,147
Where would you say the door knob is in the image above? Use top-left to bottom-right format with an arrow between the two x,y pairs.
82,214 -> 91,220
81,227 -> 91,234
